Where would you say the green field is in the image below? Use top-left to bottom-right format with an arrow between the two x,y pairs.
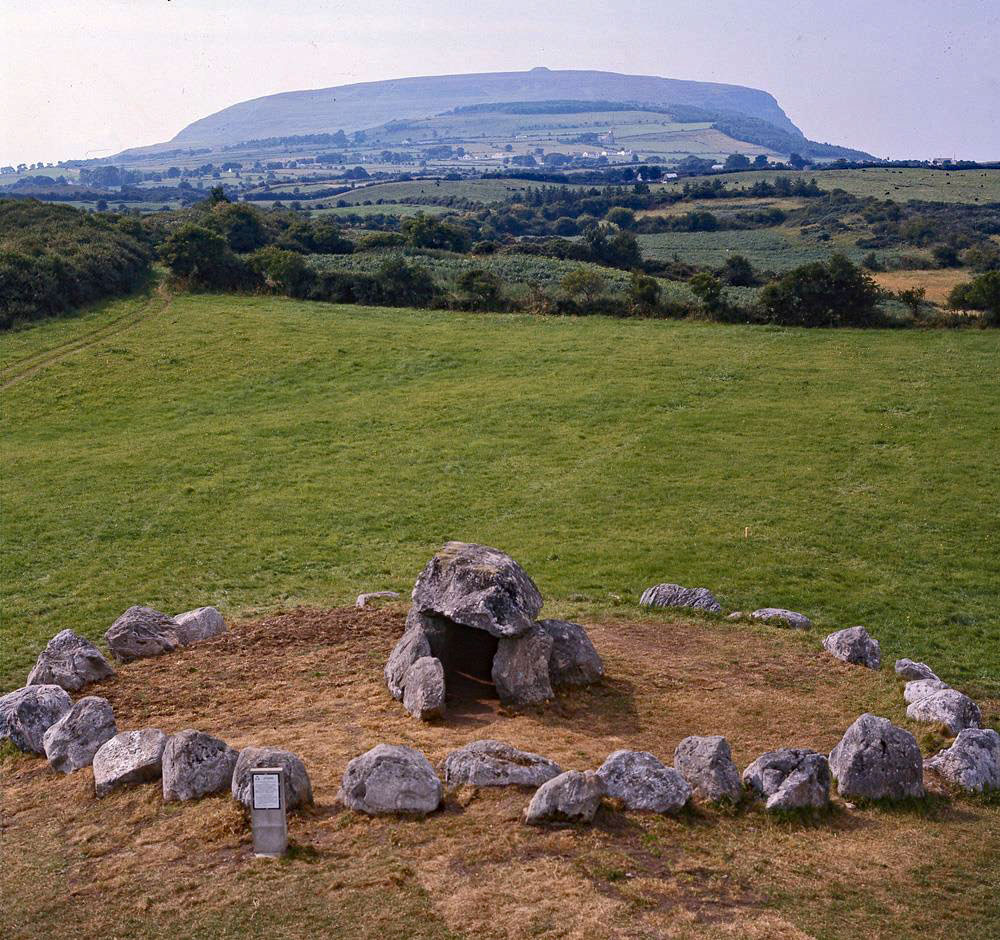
2,290 -> 998,696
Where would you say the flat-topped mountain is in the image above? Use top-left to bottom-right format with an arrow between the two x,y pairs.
162,67 -> 804,149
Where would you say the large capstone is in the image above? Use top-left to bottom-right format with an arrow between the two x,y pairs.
639,583 -> 721,613
161,729 -> 239,801
525,770 -> 605,824
822,626 -> 881,670
894,659 -> 939,682
903,678 -> 950,704
596,749 -> 691,814
104,606 -> 180,663
925,728 -> 1000,793
828,714 -> 924,800
232,746 -> 313,810
905,689 -> 982,736
673,735 -> 741,803
536,619 -> 603,686
173,606 -> 226,645
93,729 -> 167,797
26,629 -> 115,692
492,625 -> 554,706
402,657 -> 446,720
339,744 -> 442,815
750,608 -> 813,630
411,542 -> 542,638
42,696 -> 117,774
0,685 -> 72,754
742,748 -> 830,810
442,740 -> 563,788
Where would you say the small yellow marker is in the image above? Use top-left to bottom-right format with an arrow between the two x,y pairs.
744,527 -> 751,539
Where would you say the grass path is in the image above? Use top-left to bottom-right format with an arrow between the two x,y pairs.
2,295 -> 998,695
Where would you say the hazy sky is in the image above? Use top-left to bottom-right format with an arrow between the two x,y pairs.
2,0 -> 998,166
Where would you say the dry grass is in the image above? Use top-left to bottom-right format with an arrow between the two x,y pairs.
873,268 -> 970,305
2,607 -> 998,940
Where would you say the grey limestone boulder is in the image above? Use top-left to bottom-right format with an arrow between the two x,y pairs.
42,696 -> 117,774
339,744 -> 442,815
26,629 -> 115,692
104,606 -> 180,663
925,728 -> 1000,793
750,608 -> 813,630
411,541 -> 542,638
906,689 -> 981,736
829,713 -> 924,800
93,728 -> 167,797
492,625 -> 554,706
536,619 -> 603,686
673,735 -> 741,803
743,748 -> 830,810
640,583 -> 721,613
0,684 -> 72,754
385,620 -> 433,701
162,729 -> 239,801
903,678 -> 950,704
822,626 -> 881,670
596,749 -> 691,814
232,746 -> 313,810
442,739 -> 562,788
174,606 -> 226,645
525,770 -> 605,824
894,658 -> 939,682
356,591 -> 400,608
402,656 -> 446,721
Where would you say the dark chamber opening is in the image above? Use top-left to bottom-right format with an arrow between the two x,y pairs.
440,620 -> 499,700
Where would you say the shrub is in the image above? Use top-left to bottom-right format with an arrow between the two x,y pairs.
625,272 -> 661,315
373,257 -> 436,307
719,254 -> 758,286
561,268 -> 607,304
358,231 -> 406,249
207,202 -> 269,252
402,214 -> 470,252
948,271 -> 1000,325
757,254 -> 886,327
160,223 -> 253,290
454,269 -> 505,310
248,246 -> 317,298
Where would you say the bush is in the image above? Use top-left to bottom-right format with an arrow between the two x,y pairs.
372,257 -> 436,307
402,214 -> 470,252
454,269 -> 505,310
160,223 -> 253,290
719,254 -> 758,286
625,272 -> 661,315
357,231 -> 406,249
757,254 -> 886,327
561,268 -> 607,304
248,246 -> 317,298
207,202 -> 268,252
948,271 -> 1000,325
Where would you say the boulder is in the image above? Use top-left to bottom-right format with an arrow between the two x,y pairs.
903,678 -> 950,704
26,629 -> 115,692
385,621 -> 433,701
905,689 -> 982,736
402,656 -> 446,721
104,606 -> 180,663
0,684 -> 72,754
829,713 -> 924,800
232,746 -> 313,810
894,658 -> 939,682
742,748 -> 830,810
442,740 -> 562,788
411,542 -> 542,638
42,696 -> 117,774
536,619 -> 603,686
525,770 -> 605,824
339,744 -> 442,815
492,625 -> 554,706
726,611 -> 747,621
161,730 -> 239,801
93,729 -> 167,797
822,626 -> 881,670
673,735 -> 741,803
173,606 -> 226,645
925,728 -> 1000,793
639,584 -> 721,613
356,591 -> 401,608
750,608 -> 813,630
596,749 -> 691,814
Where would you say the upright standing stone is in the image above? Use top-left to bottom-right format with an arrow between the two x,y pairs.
492,625 -> 554,706
26,630 -> 115,692
673,735 -> 741,803
828,714 -> 924,800
104,606 -> 180,663
402,656 -> 446,720
42,696 -> 117,774
0,685 -> 72,754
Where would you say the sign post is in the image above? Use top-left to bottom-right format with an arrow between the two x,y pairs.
250,767 -> 288,858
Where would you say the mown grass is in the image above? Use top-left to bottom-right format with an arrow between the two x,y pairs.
2,291 -> 998,695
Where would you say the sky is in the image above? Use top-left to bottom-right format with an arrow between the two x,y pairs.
2,0 -> 998,167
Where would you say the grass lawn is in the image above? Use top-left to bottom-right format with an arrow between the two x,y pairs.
2,291 -> 998,697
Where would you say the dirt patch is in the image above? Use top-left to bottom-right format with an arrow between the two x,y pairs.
2,607 -> 998,939
873,268 -> 969,305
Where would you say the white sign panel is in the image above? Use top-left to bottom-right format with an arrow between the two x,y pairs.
252,772 -> 282,810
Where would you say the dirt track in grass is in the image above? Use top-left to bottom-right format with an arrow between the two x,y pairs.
3,607 -> 998,939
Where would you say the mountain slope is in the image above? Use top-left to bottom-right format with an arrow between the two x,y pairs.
165,67 -> 804,148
